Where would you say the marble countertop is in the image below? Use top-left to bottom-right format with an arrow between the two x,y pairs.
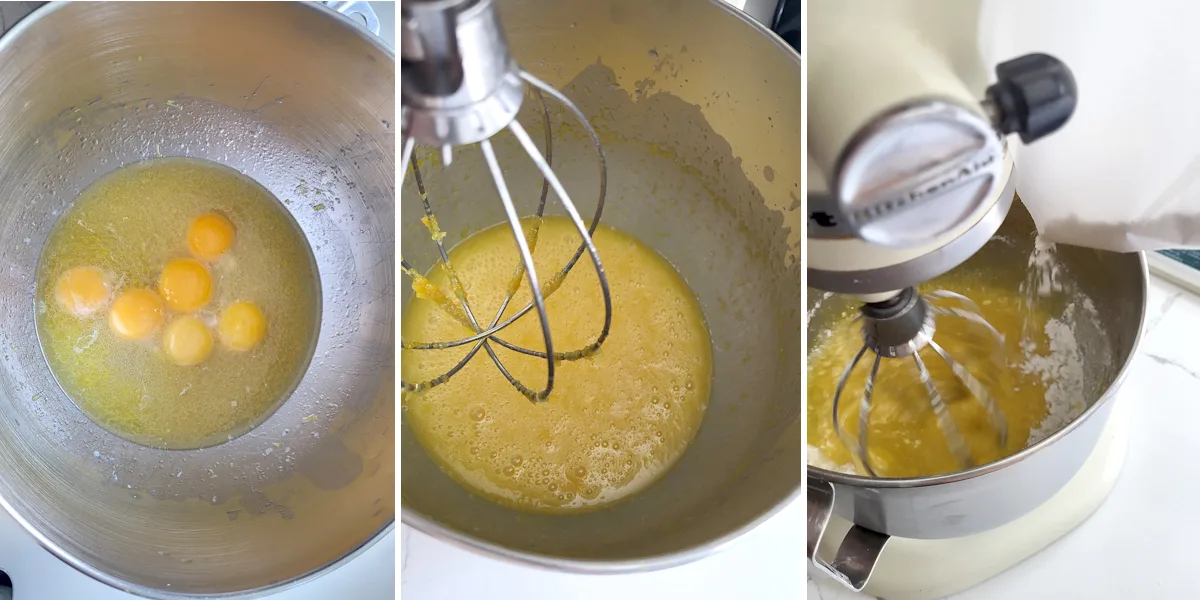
810,270 -> 1200,599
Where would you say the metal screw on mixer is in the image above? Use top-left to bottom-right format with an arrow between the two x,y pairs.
400,0 -> 612,401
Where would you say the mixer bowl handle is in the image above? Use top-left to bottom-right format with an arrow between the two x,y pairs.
808,478 -> 892,592
324,0 -> 381,36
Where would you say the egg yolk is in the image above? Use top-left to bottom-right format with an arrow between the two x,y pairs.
187,212 -> 236,261
218,301 -> 267,351
109,288 -> 165,341
158,258 -> 213,312
163,315 -> 214,366
54,266 -> 111,317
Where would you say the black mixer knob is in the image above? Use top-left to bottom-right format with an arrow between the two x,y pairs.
985,53 -> 1078,144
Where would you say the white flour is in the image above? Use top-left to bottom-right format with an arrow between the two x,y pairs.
1019,234 -> 1066,348
1021,301 -> 1089,445
1019,237 -> 1093,446
1024,235 -> 1065,297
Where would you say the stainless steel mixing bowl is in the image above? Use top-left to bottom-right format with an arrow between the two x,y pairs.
401,0 -> 803,572
0,3 -> 393,597
806,199 -> 1147,589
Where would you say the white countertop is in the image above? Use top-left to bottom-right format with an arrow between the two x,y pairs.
810,272 -> 1200,599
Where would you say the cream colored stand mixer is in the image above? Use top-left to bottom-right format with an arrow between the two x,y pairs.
805,1 -> 1110,598
807,0 -> 1076,474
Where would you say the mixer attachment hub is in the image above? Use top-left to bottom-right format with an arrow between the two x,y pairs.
860,287 -> 934,358
401,0 -> 526,147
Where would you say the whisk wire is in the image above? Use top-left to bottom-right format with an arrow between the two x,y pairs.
927,339 -> 1009,446
479,138 -> 556,401
519,71 -> 610,232
406,91 -> 553,351
400,134 -> 415,178
508,118 -> 613,356
399,105 -> 549,391
832,344 -> 868,468
926,291 -> 1005,343
408,148 -> 549,398
912,350 -> 973,469
856,354 -> 883,477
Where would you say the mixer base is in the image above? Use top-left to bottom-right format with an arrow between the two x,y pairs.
812,395 -> 1129,600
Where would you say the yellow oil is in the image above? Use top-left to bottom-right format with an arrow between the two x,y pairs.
807,273 -> 1054,478
402,217 -> 712,514
36,158 -> 320,450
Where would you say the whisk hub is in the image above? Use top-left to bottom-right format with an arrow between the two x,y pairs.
860,287 -> 934,358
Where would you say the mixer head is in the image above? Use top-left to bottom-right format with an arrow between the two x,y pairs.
400,0 -> 612,401
807,52 -> 1077,297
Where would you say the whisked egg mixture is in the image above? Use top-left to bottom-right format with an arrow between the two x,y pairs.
402,216 -> 713,514
806,270 -> 1087,479
36,158 -> 320,450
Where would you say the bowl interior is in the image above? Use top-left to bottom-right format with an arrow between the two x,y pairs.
401,0 -> 804,566
0,3 -> 394,596
805,198 -> 1146,478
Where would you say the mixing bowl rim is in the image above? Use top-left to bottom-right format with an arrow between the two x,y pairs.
1,1 -> 398,62
399,482 -> 801,574
398,0 -> 802,572
711,0 -> 803,69
0,1 -> 396,597
806,253 -> 1150,489
0,487 -> 395,600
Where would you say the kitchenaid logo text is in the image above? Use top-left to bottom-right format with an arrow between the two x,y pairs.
849,150 -> 999,224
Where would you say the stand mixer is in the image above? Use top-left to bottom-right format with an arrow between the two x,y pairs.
804,2 -> 1143,599
807,0 -> 1076,473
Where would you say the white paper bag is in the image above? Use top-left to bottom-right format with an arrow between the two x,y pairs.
979,0 -> 1200,251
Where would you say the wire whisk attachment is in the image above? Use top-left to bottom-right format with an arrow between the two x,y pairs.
832,287 -> 1008,476
400,0 -> 612,401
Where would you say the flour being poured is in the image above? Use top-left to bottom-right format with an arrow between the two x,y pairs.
1019,234 -> 1093,445
1021,301 -> 1091,444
